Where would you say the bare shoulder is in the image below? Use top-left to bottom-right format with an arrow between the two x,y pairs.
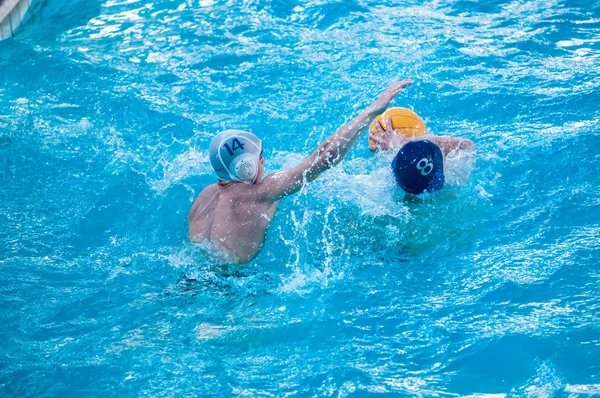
252,171 -> 292,203
215,182 -> 263,205
189,184 -> 218,221
259,171 -> 289,187
422,134 -> 475,156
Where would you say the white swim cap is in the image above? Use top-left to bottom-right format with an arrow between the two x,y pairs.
209,130 -> 262,184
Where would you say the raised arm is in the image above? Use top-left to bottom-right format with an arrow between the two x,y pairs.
258,79 -> 413,202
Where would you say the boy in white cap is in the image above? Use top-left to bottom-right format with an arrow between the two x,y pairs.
189,80 -> 413,264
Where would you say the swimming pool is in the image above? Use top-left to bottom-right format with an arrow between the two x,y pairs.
1,0 -> 599,395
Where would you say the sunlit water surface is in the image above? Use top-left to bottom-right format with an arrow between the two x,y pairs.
1,0 -> 599,395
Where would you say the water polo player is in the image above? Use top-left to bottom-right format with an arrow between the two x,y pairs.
392,140 -> 445,195
369,109 -> 475,195
189,79 -> 414,264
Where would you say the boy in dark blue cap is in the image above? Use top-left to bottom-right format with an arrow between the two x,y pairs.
370,115 -> 475,195
392,140 -> 446,195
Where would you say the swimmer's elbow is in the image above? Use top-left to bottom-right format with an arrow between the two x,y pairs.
461,138 -> 475,150
317,140 -> 343,168
303,140 -> 343,184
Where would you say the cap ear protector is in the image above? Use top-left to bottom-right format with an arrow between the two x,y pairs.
229,153 -> 258,184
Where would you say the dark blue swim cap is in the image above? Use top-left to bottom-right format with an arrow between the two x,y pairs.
391,140 -> 445,195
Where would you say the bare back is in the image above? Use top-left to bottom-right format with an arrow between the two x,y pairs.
188,182 -> 279,263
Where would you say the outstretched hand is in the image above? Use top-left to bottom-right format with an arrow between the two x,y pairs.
371,79 -> 413,112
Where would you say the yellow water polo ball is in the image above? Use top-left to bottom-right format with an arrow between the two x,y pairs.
368,107 -> 426,146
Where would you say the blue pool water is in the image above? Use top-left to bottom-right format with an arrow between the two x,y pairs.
1,0 -> 600,395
